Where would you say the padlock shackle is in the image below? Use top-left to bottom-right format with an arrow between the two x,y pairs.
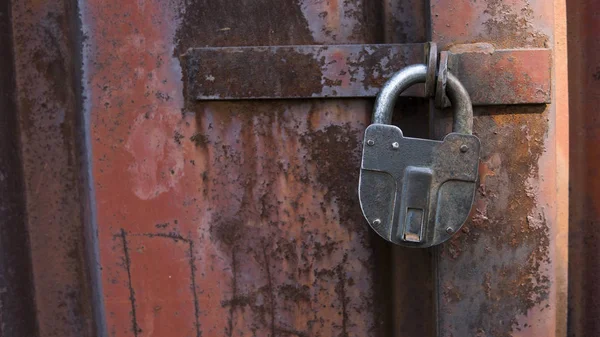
446,72 -> 473,135
372,64 -> 473,135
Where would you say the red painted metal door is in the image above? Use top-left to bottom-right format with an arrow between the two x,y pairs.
86,2 -> 402,336
0,0 -> 570,337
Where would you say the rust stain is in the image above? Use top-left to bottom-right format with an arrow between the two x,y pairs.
320,49 -> 350,94
184,46 -> 325,101
432,0 -> 562,334
438,107 -> 552,336
451,49 -> 552,105
383,0 -> 427,43
431,0 -> 550,49
299,0 -> 345,43
10,0 -> 97,335
186,102 -> 382,336
299,121 -> 365,233
175,0 -> 315,51
183,44 -> 426,100
83,0 -> 398,333
183,45 -> 550,104
4,0 -> 569,335
482,0 -> 549,48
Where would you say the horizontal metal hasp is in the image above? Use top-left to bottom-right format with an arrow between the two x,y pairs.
182,44 -> 551,105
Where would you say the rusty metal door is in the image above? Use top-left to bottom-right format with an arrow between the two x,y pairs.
0,0 -> 570,337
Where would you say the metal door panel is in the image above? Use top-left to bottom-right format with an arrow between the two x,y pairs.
430,1 -> 568,336
8,0 -> 98,336
568,0 -> 600,336
0,0 -> 571,336
81,1 -> 407,336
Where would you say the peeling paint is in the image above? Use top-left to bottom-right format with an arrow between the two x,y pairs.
432,0 -> 562,334
299,0 -> 362,43
431,0 -> 551,49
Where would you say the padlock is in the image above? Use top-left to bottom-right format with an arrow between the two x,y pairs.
358,64 -> 480,248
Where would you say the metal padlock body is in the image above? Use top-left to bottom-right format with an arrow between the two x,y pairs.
359,64 -> 480,248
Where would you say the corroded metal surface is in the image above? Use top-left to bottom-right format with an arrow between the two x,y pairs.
184,45 -> 552,105
0,0 -> 570,336
436,107 -> 553,336
568,0 -> 599,336
0,1 -> 38,335
383,0 -> 427,44
430,0 -> 553,50
81,1 -> 412,336
10,0 -> 98,336
449,48 -> 552,105
431,1 -> 566,336
184,44 -> 424,100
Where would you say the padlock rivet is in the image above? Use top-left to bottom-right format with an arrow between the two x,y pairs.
460,144 -> 469,153
372,219 -> 381,226
446,227 -> 454,234
367,139 -> 375,146
392,142 -> 400,149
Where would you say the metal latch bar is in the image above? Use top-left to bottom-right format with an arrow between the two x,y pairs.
182,43 -> 551,106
